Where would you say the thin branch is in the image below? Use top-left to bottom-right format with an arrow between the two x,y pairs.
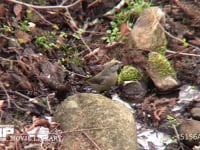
63,8 -> 99,60
166,49 -> 200,58
47,93 -> 55,114
155,16 -> 200,58
29,7 -> 55,26
82,131 -> 102,150
0,82 -> 11,108
158,19 -> 200,51
64,69 -> 88,78
60,0 -> 69,6
12,99 -> 28,112
172,124 -> 185,150
62,127 -> 113,134
7,0 -> 81,10
103,0 -> 126,17
11,90 -> 31,100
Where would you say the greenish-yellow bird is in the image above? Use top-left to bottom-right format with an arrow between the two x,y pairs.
86,59 -> 122,92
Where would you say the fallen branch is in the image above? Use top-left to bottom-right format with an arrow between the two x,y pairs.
166,49 -> 200,57
62,127 -> 113,135
7,0 -> 81,9
82,131 -> 102,150
0,82 -> 11,108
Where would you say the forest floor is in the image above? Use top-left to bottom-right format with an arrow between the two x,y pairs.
0,0 -> 200,149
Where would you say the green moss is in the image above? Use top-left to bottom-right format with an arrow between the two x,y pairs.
118,65 -> 143,84
148,52 -> 176,78
115,0 -> 152,25
157,45 -> 166,56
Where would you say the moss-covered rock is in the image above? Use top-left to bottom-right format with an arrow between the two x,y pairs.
118,65 -> 143,84
148,52 -> 176,78
147,52 -> 179,91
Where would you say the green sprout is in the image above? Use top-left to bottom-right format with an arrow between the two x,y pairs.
102,0 -> 151,44
182,38 -> 189,47
102,21 -> 125,44
167,115 -> 179,128
26,9 -> 33,20
19,20 -> 31,31
2,25 -> 14,33
127,0 -> 152,17
35,36 -> 49,49
73,28 -> 85,40
115,0 -> 152,25
58,44 -> 82,67
35,36 -> 59,50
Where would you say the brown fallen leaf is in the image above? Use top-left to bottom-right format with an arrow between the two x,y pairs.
13,4 -> 23,20
26,116 -> 50,132
0,100 -> 5,110
15,31 -> 32,44
0,4 -> 6,17
119,21 -> 131,37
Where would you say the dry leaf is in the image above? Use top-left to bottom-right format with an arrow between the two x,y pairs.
0,100 -> 5,110
15,31 -> 32,44
13,4 -> 23,18
0,4 -> 6,17
120,21 -> 131,37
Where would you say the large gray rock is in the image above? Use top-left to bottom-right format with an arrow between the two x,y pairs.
129,7 -> 166,51
53,93 -> 137,150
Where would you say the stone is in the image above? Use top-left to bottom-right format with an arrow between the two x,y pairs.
129,7 -> 166,51
120,81 -> 147,103
53,93 -> 137,150
147,52 -> 179,91
190,107 -> 200,121
178,120 -> 200,148
118,65 -> 143,84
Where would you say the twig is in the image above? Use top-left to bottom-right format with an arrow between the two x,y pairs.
47,93 -> 55,114
24,144 -> 41,149
88,0 -> 102,8
172,124 -> 185,150
157,17 -> 200,57
159,19 -> 200,50
64,69 -> 88,78
0,82 -> 11,108
29,7 -> 55,26
166,49 -> 200,57
60,0 -> 68,6
171,0 -> 195,19
62,127 -> 113,134
12,100 -> 28,112
10,90 -> 31,100
103,0 -> 126,17
9,90 -> 40,105
82,131 -> 102,150
153,107 -> 167,121
63,8 -> 99,60
7,0 -> 81,10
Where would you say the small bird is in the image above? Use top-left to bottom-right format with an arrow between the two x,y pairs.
86,59 -> 122,92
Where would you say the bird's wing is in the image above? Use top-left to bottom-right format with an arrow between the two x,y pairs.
87,76 -> 105,85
